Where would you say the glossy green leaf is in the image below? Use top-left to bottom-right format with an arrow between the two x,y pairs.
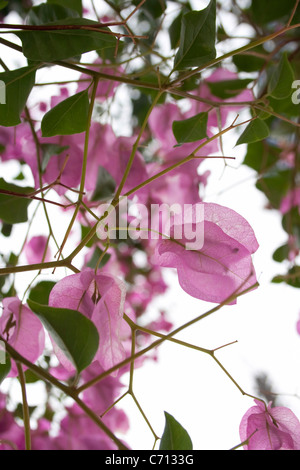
0,178 -> 34,224
47,0 -> 82,16
251,0 -> 296,25
174,0 -> 216,70
91,166 -> 116,201
172,112 -> 208,145
0,351 -> 11,385
256,167 -> 293,208
207,78 -> 253,99
17,18 -> 117,62
41,90 -> 89,137
159,412 -> 193,450
268,53 -> 295,100
27,299 -> 99,373
236,118 -> 270,146
0,66 -> 36,126
28,281 -> 56,305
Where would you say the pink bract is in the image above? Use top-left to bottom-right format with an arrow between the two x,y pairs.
0,297 -> 45,376
239,399 -> 300,450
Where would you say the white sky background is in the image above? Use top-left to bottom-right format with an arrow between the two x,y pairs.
0,0 -> 300,451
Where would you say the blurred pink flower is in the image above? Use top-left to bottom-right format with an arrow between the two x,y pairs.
0,297 -> 45,376
24,235 -> 51,264
240,399 -> 300,450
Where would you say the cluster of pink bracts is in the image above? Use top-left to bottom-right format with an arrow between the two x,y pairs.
1,63 -> 300,450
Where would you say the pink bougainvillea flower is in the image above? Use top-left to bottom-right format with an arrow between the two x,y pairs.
48,268 -> 127,373
24,235 -> 51,264
296,312 -> 300,336
239,399 -> 300,450
0,392 -> 25,450
0,297 -> 45,376
152,202 -> 259,304
76,58 -> 123,101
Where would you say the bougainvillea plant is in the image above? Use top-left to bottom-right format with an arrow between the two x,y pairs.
0,0 -> 300,451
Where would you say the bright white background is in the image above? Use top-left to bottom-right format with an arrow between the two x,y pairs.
0,0 -> 300,451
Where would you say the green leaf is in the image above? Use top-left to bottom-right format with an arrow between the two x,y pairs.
28,281 -> 56,305
41,90 -> 89,137
0,66 -> 36,126
172,112 -> 208,145
91,166 -> 116,201
159,412 -> 193,450
256,166 -> 293,208
17,18 -> 117,62
27,299 -> 99,373
268,53 -> 295,100
0,351 -> 11,385
272,244 -> 289,263
47,0 -> 82,16
251,0 -> 296,26
207,78 -> 253,99
40,143 -> 69,172
169,4 -> 192,50
243,141 -> 279,173
272,266 -> 300,288
232,47 -> 266,72
174,0 -> 216,70
27,3 -> 79,24
236,118 -> 270,146
133,0 -> 166,19
0,1 -> 8,10
86,246 -> 111,269
0,178 -> 34,224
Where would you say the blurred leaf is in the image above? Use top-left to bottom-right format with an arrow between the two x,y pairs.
0,67 -> 36,127
40,143 -> 69,172
27,299 -> 99,373
250,0 -> 296,25
174,0 -> 216,70
172,112 -> 208,145
47,0 -> 82,16
236,118 -> 270,146
27,2 -> 79,24
159,412 -> 193,450
169,3 -> 191,50
86,246 -> 111,269
272,244 -> 289,262
268,53 -> 295,100
232,47 -> 266,72
41,90 -> 89,137
272,266 -> 300,288
91,166 -> 116,202
243,141 -> 279,173
28,281 -> 56,305
0,351 -> 11,385
207,78 -> 253,99
256,166 -> 293,208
